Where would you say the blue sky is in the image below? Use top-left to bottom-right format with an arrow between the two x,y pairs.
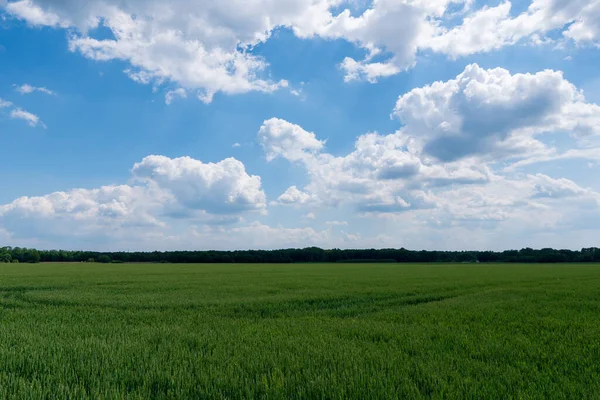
1,0 -> 600,251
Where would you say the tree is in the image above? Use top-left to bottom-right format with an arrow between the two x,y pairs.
23,249 -> 41,263
11,247 -> 23,263
0,251 -> 11,263
97,255 -> 112,264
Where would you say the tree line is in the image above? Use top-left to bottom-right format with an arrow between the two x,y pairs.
2,246 -> 600,264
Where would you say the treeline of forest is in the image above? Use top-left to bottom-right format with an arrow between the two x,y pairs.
2,246 -> 600,264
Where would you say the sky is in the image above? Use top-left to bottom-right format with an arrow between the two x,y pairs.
1,0 -> 600,251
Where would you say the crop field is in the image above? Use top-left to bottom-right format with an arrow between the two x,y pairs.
1,263 -> 600,399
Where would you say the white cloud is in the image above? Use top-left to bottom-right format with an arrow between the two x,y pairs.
258,64 -> 600,224
0,185 -> 167,241
563,3 -> 600,46
5,0 -> 66,27
433,173 -> 600,228
259,119 -> 442,213
275,186 -> 315,205
14,83 -> 55,95
427,2 -> 515,57
340,58 -> 400,83
0,154 -> 266,243
530,174 -> 594,199
9,108 -> 46,128
0,98 -> 13,108
258,118 -> 325,162
2,114 -> 600,250
428,0 -> 600,57
505,147 -> 600,171
131,155 -> 266,215
1,97 -> 46,128
305,0 -> 460,81
4,0 -> 307,101
331,0 -> 600,79
8,0 -> 599,89
3,2 -> 600,250
310,0 -> 600,81
164,88 -> 187,105
393,64 -> 599,162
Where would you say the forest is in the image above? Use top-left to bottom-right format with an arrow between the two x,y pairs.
1,246 -> 600,264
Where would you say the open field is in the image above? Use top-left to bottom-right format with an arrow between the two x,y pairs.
1,263 -> 600,399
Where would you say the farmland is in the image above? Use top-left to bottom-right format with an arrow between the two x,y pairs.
1,263 -> 599,399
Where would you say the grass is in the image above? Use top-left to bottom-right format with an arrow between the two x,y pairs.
1,263 -> 600,399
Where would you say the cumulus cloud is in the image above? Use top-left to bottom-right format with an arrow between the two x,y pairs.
563,3 -> 600,46
327,0 -> 600,79
6,0 -> 599,88
275,186 -> 315,205
393,64 -> 599,162
259,118 -> 325,162
428,0 -> 600,56
14,83 -> 55,95
259,119 -> 443,213
131,155 -> 266,215
426,2 -> 515,57
0,185 -> 167,241
315,0 -> 445,81
259,64 -> 600,222
0,155 -> 266,242
319,0 -> 600,80
3,0 -> 306,101
4,0 -> 66,27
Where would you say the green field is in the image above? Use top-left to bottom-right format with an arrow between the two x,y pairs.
1,263 -> 599,399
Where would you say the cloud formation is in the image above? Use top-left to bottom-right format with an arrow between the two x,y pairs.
5,0 -> 600,93
9,108 -> 46,128
428,0 -> 600,56
131,155 -> 266,215
259,118 -> 325,162
0,97 -> 46,128
1,37 -> 600,250
0,155 -> 266,243
14,84 -> 55,95
260,64 -> 600,228
393,64 -> 599,163
165,88 -> 187,105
